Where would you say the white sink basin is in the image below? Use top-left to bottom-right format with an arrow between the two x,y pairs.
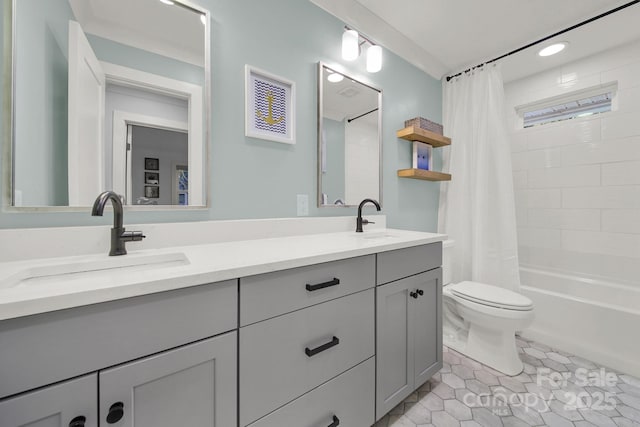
0,252 -> 190,289
359,231 -> 399,240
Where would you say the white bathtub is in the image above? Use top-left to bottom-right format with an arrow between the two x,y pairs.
519,267 -> 640,378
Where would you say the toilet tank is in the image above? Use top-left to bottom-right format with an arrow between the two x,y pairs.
442,240 -> 454,285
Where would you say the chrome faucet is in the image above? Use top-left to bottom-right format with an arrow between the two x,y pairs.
356,198 -> 381,232
91,191 -> 145,256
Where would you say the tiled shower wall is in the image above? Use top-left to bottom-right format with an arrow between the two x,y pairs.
504,39 -> 640,287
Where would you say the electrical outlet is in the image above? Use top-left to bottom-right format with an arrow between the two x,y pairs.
296,194 -> 309,216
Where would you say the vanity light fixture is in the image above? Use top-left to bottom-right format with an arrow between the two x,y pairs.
538,42 -> 568,57
342,29 -> 360,61
341,27 -> 383,73
367,45 -> 382,73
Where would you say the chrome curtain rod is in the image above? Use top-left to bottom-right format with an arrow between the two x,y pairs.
445,0 -> 640,82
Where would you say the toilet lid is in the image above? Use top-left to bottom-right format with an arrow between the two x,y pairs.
449,281 -> 533,311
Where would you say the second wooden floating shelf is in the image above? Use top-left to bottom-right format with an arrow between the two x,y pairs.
396,126 -> 451,148
397,169 -> 451,182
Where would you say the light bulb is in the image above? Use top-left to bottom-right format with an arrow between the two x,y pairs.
342,29 -> 359,61
367,45 -> 382,73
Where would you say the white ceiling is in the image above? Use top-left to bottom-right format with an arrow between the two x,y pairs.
68,0 -> 205,67
311,0 -> 640,82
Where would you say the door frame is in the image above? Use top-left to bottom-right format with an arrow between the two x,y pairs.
104,62 -> 204,206
112,111 -> 187,205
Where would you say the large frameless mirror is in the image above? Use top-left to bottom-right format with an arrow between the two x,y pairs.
4,0 -> 210,209
317,63 -> 381,207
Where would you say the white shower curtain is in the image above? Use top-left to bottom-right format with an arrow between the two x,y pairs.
438,64 -> 521,291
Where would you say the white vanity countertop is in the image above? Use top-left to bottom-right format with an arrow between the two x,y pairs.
0,228 -> 446,321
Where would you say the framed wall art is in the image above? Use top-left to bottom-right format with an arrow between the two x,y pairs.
145,172 -> 159,185
144,157 -> 159,170
144,186 -> 159,198
245,65 -> 296,144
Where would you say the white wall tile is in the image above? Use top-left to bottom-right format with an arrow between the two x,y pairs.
562,137 -> 640,166
563,186 -> 640,209
526,118 -> 601,150
602,161 -> 640,185
524,189 -> 562,208
562,230 -> 640,258
602,209 -> 640,234
528,165 -> 600,188
602,112 -> 640,140
601,60 -> 640,90
616,86 -> 640,113
518,227 -> 562,249
520,246 -> 640,284
528,209 -> 600,231
507,39 -> 640,287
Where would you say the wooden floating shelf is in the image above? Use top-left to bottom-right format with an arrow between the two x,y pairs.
397,169 -> 451,182
396,126 -> 451,147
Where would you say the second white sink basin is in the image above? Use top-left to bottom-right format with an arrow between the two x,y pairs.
360,231 -> 399,240
1,252 -> 190,289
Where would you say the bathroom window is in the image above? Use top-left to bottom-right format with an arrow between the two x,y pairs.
517,82 -> 617,128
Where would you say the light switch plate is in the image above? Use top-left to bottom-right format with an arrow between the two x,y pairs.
296,194 -> 309,216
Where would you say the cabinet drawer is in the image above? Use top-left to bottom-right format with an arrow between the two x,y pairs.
0,280 -> 237,399
248,357 -> 375,427
239,289 -> 375,426
240,255 -> 375,326
0,374 -> 97,427
377,242 -> 442,285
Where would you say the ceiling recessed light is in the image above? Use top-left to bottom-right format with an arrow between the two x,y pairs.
327,72 -> 344,83
538,42 -> 568,57
159,0 -> 174,5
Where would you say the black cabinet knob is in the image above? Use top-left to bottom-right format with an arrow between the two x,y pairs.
417,289 -> 424,296
69,416 -> 86,427
410,291 -> 418,299
106,402 -> 124,424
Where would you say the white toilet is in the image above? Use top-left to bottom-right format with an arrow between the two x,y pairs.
442,240 -> 534,376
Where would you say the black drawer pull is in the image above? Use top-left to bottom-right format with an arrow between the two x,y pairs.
306,278 -> 340,292
69,416 -> 86,427
106,402 -> 124,424
305,336 -> 340,357
328,415 -> 340,427
417,289 -> 424,296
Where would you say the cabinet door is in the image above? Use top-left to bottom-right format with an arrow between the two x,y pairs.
376,277 -> 414,420
99,332 -> 236,427
413,268 -> 443,387
0,374 -> 97,427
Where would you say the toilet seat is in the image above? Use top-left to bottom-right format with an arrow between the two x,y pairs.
449,281 -> 533,311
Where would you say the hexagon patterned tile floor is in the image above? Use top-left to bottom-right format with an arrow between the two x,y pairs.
374,336 -> 640,427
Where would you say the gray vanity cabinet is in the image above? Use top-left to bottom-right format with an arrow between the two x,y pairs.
99,332 -> 236,427
0,375 -> 97,427
0,280 -> 238,427
376,268 -> 443,420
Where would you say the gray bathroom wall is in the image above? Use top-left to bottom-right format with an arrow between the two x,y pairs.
0,0 -> 443,231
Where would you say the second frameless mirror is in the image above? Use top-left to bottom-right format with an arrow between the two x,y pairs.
318,63 -> 382,207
